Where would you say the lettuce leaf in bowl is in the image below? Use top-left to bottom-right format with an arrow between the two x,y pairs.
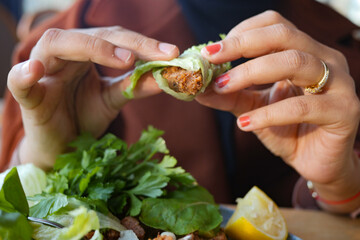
31,206 -> 133,240
0,168 -> 33,240
140,186 -> 222,235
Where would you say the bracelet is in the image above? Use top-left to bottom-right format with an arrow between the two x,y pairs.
307,180 -> 360,205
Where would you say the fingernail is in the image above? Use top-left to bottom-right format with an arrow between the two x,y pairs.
203,42 -> 222,55
159,43 -> 176,54
114,48 -> 132,63
21,60 -> 30,74
239,116 -> 250,128
215,73 -> 230,88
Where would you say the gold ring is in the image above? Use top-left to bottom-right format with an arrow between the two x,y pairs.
305,60 -> 329,94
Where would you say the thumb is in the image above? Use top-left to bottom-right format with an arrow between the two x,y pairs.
7,59 -> 45,109
104,71 -> 161,110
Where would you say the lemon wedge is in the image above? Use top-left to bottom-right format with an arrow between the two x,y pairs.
224,186 -> 288,240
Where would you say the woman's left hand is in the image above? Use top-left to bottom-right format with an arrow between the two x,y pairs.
197,10 -> 360,213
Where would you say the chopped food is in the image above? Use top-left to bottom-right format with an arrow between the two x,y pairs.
162,66 -> 203,95
84,229 -> 120,240
123,35 -> 231,101
121,216 -> 146,240
153,232 -> 175,240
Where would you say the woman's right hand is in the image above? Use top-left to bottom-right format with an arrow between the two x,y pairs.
7,26 -> 179,169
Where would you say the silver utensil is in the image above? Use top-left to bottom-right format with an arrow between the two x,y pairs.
27,216 -> 64,229
27,217 -> 89,239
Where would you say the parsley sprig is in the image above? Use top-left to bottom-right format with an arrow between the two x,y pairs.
29,126 -> 222,235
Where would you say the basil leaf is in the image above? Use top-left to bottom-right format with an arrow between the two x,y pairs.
140,186 -> 222,235
0,168 -> 32,239
0,168 -> 29,216
140,198 -> 222,235
168,186 -> 216,203
0,209 -> 32,240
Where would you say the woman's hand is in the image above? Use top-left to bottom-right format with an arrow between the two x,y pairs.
197,11 -> 360,213
7,26 -> 179,169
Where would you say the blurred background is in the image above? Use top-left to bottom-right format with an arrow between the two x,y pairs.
0,0 -> 360,96
0,0 -> 75,101
316,0 -> 360,26
0,0 -> 359,139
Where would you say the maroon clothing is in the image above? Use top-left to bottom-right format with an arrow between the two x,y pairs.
1,0 -> 359,209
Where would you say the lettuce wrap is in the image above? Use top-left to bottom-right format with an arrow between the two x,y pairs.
123,37 -> 231,101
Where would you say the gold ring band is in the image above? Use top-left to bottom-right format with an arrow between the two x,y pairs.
305,60 -> 329,94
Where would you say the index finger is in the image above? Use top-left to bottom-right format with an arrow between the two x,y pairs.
227,10 -> 296,36
31,28 -> 135,74
201,12 -> 328,64
74,26 -> 180,61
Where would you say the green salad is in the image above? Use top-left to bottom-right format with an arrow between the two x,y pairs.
0,127 -> 223,240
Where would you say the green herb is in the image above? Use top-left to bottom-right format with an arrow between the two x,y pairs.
28,193 -> 68,218
140,186 -> 223,235
30,126 -> 222,236
0,168 -> 33,240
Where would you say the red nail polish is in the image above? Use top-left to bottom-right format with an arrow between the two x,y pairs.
205,43 -> 222,55
215,73 -> 230,88
239,116 -> 250,127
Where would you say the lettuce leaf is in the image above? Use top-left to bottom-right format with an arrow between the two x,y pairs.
57,207 -> 100,240
0,210 -> 32,240
0,164 -> 47,199
0,168 -> 33,240
140,186 -> 222,236
31,207 -> 100,240
0,168 -> 29,215
123,37 -> 231,101
31,207 -> 129,240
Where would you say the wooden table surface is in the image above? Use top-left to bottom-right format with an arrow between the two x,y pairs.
224,204 -> 360,240
280,208 -> 360,240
